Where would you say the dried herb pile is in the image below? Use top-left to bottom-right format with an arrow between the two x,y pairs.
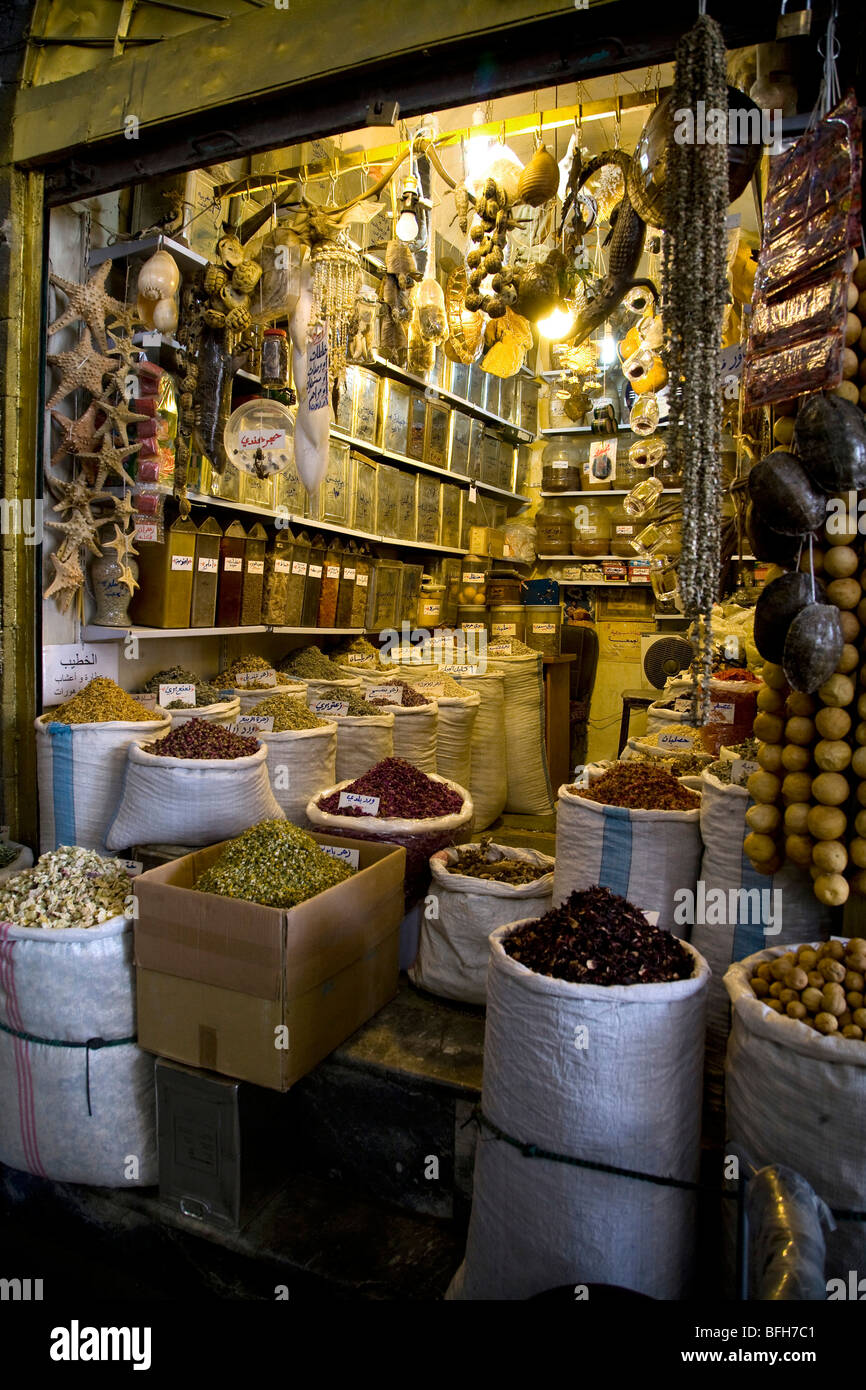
414,675 -> 477,698
0,846 -> 134,928
445,845 -> 549,885
143,666 -> 222,708
195,819 -> 354,907
367,680 -> 431,707
487,636 -> 536,656
252,695 -> 327,731
280,645 -> 346,680
334,637 -> 386,668
317,758 -> 464,819
503,886 -> 694,986
0,843 -> 19,868
143,718 -> 259,760
334,688 -> 391,717
49,676 -> 156,724
628,751 -> 708,777
217,654 -> 302,690
572,763 -> 700,811
642,724 -> 704,749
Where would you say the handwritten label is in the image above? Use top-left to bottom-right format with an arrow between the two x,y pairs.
134,521 -> 158,542
326,565 -> 340,579
356,572 -> 368,586
616,525 -> 635,535
159,682 -> 195,707
43,642 -> 120,704
343,568 -> 356,580
306,324 -> 330,413
416,683 -> 445,698
320,844 -> 361,868
532,623 -> 556,633
308,564 -> 323,578
291,560 -> 308,575
223,556 -> 243,572
235,668 -> 276,687
422,602 -> 440,616
658,732 -> 693,751
345,654 -> 370,665
338,791 -> 380,815
442,664 -> 479,675
461,622 -> 486,632
198,556 -> 219,572
552,461 -> 569,469
487,642 -> 512,655
119,859 -> 143,878
731,758 -> 759,786
171,554 -> 194,571
247,560 -> 265,575
313,699 -> 349,717
561,568 -> 583,581
491,623 -> 517,635
462,571 -> 486,583
274,558 -> 291,574
239,429 -> 286,452
365,685 -> 402,704
468,483 -> 477,503
713,701 -> 736,724
231,714 -> 274,734
133,692 -> 159,711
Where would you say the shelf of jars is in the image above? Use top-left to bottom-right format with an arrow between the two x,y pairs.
82,624 -> 369,642
540,423 -> 670,436
329,427 -> 530,507
538,488 -> 682,498
369,355 -> 536,444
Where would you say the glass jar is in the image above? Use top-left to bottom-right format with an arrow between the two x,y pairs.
457,553 -> 488,605
535,499 -> 575,556
261,328 -> 290,388
608,506 -> 641,558
486,569 -> 523,606
628,435 -> 666,470
524,603 -> 561,656
541,439 -> 583,492
91,546 -> 137,627
489,603 -> 525,643
457,603 -> 489,635
630,395 -> 660,436
241,521 -> 267,625
261,528 -> 294,626
317,541 -> 343,628
418,584 -> 445,627
623,476 -> 663,517
572,499 -> 611,557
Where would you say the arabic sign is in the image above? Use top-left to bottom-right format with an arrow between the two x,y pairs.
43,643 -> 120,706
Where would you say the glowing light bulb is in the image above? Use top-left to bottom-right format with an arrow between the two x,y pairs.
395,209 -> 419,242
599,334 -> 617,365
536,305 -> 576,340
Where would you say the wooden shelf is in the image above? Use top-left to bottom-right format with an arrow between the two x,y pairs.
540,422 -> 670,436
83,624 -> 368,642
552,579 -> 652,587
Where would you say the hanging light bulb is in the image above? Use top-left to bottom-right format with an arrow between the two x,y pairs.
598,334 -> 618,366
465,104 -> 492,193
395,172 -> 421,242
536,301 -> 575,340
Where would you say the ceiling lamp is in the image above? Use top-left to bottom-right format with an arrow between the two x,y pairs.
536,302 -> 576,340
395,172 -> 421,242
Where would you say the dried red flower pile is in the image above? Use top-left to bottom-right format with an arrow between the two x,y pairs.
503,886 -> 694,986
572,762 -> 700,811
143,717 -> 259,760
317,757 -> 463,819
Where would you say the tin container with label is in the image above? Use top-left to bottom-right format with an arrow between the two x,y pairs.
350,551 -> 372,628
457,603 -> 489,635
376,463 -> 400,538
489,603 -> 525,643
261,529 -> 295,626
467,363 -> 486,408
449,361 -> 471,401
300,538 -> 326,628
351,453 -> 377,535
425,400 -> 451,468
499,376 -> 516,424
467,418 -> 485,481
209,460 -> 241,503
417,584 -> 444,626
380,379 -> 411,457
131,515 -> 197,629
281,530 -> 310,627
480,429 -> 502,486
335,364 -> 357,435
240,470 -> 274,512
334,545 -> 359,628
449,410 -> 471,476
397,564 -> 423,625
396,469 -> 417,541
524,603 -> 561,656
439,485 -> 462,550
214,520 -> 248,628
190,516 -> 223,628
241,521 -> 268,625
484,374 -> 501,418
353,367 -> 380,442
407,390 -> 427,460
415,476 -> 441,546
367,558 -> 401,631
317,540 -> 343,628
275,465 -> 305,519
321,440 -> 352,526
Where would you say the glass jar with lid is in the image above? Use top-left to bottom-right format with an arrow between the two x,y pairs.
535,499 -> 575,556
261,328 -> 290,388
572,499 -> 612,557
541,438 -> 583,493
608,505 -> 642,558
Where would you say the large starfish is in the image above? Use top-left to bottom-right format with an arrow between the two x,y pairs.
43,548 -> 84,610
117,563 -> 139,596
49,401 -> 104,468
96,397 -> 149,447
79,432 -> 141,489
48,262 -> 127,352
46,326 -> 120,409
45,506 -> 103,559
45,470 -> 111,518
103,521 -> 138,561
108,491 -> 137,526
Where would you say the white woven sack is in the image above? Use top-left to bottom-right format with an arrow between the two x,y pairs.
646,698 -> 697,735
452,672 -> 507,831
163,698 -> 239,727
261,722 -> 337,824
694,768 -> 832,1111
0,843 -> 34,883
389,702 -> 439,773
449,926 -> 709,1300
35,712 -> 171,856
487,653 -> 554,815
333,712 -> 395,782
235,685 -> 306,712
105,740 -> 284,850
725,944 -> 866,1279
410,845 -> 554,1003
554,772 -> 702,932
0,915 -> 156,1186
430,692 -> 480,790
303,676 -> 362,705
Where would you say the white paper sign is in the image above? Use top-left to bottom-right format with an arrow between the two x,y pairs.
487,642 -> 512,655
356,573 -> 368,587
171,554 -> 194,571
235,668 -> 276,687
292,560 -> 308,575
588,437 -> 617,484
197,556 -> 219,573
326,565 -> 340,579
313,699 -> 349,716
159,682 -> 196,707
366,685 -> 402,704
320,843 -> 361,868
345,653 -> 370,665
658,731 -> 693,752
134,521 -> 158,542
223,557 -> 243,573
713,701 -> 736,724
462,571 -> 486,583
442,664 -> 479,674
43,643 -> 119,705
274,558 -> 291,574
532,623 -> 556,633
231,714 -> 274,734
118,859 -> 143,878
338,791 -> 380,815
247,560 -> 265,575
491,623 -> 516,635
731,758 -> 759,786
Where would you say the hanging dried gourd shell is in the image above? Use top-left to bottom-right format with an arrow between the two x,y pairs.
517,144 -> 560,207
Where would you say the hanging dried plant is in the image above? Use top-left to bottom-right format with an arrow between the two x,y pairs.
662,13 -> 729,722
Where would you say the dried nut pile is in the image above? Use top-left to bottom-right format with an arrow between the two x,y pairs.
49,677 -> 156,724
445,845 -> 548,885
280,645 -> 346,680
195,819 -> 353,907
143,718 -> 259,759
0,843 -> 19,868
747,938 -> 866,1039
250,695 -> 327,731
643,724 -> 705,749
144,666 -> 222,708
332,688 -> 388,717
503,885 -> 694,985
367,680 -> 431,708
0,845 -> 133,928
572,763 -> 700,811
413,675 -> 477,699
317,758 -> 464,819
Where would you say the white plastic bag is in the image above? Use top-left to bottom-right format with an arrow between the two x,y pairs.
261,722 -> 337,824
0,915 -> 156,1186
334,712 -> 395,782
35,712 -> 171,855
725,944 -> 866,1279
105,740 -> 284,850
488,653 -> 554,815
554,772 -> 702,932
411,845 -> 554,1003
449,925 -> 709,1299
453,672 -> 507,831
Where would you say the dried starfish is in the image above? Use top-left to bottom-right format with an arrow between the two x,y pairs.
117,563 -> 139,596
48,262 -> 126,353
102,521 -> 138,560
96,397 -> 149,448
44,471 -> 111,521
108,491 -> 137,526
49,401 -> 104,468
46,327 -> 120,409
45,507 -> 103,559
79,432 -> 141,488
43,548 -> 84,609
